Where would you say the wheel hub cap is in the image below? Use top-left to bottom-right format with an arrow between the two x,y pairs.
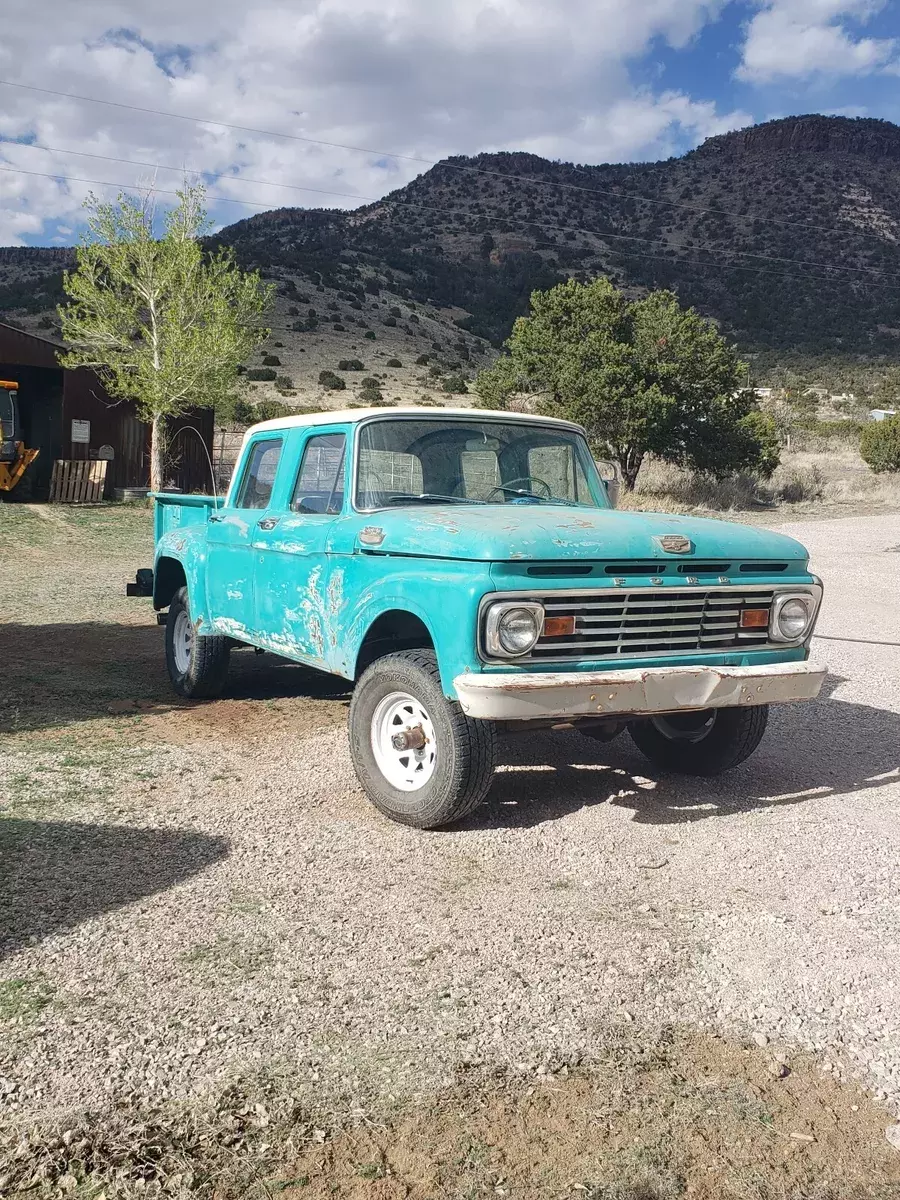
371,693 -> 437,791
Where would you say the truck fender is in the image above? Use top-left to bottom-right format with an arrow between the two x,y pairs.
153,528 -> 211,625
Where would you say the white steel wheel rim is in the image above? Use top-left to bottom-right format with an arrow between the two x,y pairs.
173,609 -> 194,674
371,692 -> 437,792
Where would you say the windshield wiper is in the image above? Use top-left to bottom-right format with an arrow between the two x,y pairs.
385,493 -> 486,505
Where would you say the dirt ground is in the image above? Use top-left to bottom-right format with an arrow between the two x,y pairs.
286,1034 -> 900,1200
3,502 -> 900,1199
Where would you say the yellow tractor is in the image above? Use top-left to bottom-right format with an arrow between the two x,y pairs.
0,379 -> 39,493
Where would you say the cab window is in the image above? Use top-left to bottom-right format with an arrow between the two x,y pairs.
235,438 -> 283,509
291,433 -> 346,514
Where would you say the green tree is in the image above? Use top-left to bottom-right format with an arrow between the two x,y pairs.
476,278 -> 777,489
59,185 -> 273,492
861,415 -> 900,473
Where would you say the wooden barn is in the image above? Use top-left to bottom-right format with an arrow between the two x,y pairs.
0,321 -> 214,501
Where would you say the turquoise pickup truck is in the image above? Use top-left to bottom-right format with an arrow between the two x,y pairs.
132,406 -> 825,828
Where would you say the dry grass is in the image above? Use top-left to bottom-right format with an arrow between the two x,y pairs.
625,444 -> 900,519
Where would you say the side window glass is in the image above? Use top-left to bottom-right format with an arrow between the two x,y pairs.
292,433 -> 346,514
236,438 -> 283,509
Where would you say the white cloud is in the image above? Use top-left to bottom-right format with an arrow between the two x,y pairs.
0,0 -> 740,244
737,0 -> 898,82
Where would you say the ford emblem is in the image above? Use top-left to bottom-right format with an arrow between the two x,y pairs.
655,534 -> 693,554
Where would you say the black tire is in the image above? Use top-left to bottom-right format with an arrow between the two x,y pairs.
165,586 -> 230,699
628,705 -> 769,776
349,649 -> 496,829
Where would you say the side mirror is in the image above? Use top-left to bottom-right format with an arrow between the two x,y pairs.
595,460 -> 621,508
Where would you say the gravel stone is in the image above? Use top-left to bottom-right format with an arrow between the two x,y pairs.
2,514 -> 900,1127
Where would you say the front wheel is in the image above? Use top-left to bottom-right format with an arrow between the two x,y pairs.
165,586 -> 231,699
628,705 -> 769,776
349,650 -> 497,829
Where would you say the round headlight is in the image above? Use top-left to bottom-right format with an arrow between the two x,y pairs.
777,597 -> 811,641
497,607 -> 541,655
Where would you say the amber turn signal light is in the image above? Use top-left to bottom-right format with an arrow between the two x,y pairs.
740,608 -> 770,629
543,616 -> 576,638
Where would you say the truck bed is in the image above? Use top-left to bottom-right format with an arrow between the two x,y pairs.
153,492 -> 217,543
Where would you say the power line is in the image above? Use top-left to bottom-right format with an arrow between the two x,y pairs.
0,77 -> 884,242
4,145 -> 900,285
0,162 -> 277,210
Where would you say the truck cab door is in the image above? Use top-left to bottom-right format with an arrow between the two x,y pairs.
252,428 -> 348,668
206,434 -> 283,641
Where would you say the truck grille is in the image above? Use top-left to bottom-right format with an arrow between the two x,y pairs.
525,587 -> 777,661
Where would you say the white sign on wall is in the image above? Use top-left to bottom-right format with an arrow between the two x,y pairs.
71,419 -> 90,444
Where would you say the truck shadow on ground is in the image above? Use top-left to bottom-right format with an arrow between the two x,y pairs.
474,674 -> 899,829
0,819 -> 229,961
1,621 -> 350,736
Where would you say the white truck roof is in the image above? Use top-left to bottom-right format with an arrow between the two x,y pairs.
246,406 -> 585,437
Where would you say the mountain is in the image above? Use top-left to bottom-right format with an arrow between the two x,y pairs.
3,114 -> 900,407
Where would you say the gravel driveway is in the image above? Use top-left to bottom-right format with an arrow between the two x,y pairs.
2,511 -> 899,1134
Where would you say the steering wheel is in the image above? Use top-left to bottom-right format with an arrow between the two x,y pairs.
487,476 -> 553,502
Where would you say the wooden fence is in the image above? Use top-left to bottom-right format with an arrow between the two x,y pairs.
49,459 -> 108,504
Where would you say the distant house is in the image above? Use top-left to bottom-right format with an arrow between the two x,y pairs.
868,409 -> 897,422
753,387 -> 774,401
0,321 -> 214,500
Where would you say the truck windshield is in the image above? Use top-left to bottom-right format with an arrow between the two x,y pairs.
356,417 -> 605,510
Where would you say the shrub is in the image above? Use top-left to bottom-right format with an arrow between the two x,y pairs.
288,306 -> 299,316
442,374 -> 469,395
333,323 -> 346,332
319,370 -> 346,391
361,377 -> 381,389
231,398 -> 255,424
389,306 -> 402,317
418,394 -> 439,407
861,415 -> 900,473
416,354 -> 430,366
364,331 -> 377,340
274,375 -> 294,390
383,316 -> 397,327
255,399 -> 295,421
428,365 -> 442,379
273,342 -> 283,348
262,354 -> 281,366
386,358 -> 402,368
338,359 -> 365,371
247,368 -> 276,382
777,466 -> 825,502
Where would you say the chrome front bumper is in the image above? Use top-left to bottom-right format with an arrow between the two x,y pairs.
453,661 -> 827,722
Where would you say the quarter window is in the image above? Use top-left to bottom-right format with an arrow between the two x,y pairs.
292,433 -> 346,514
236,438 -> 283,509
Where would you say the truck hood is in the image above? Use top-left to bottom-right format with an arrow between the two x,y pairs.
353,506 -> 808,564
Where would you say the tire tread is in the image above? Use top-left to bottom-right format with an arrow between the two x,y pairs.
166,586 -> 230,699
349,649 -> 496,828
629,704 -> 769,775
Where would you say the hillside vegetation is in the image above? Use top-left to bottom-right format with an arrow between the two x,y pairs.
4,115 -> 900,408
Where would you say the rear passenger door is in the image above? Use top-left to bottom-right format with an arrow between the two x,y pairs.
206,434 -> 283,639
252,428 -> 349,666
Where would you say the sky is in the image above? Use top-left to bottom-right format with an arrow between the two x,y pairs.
1,0 -> 899,247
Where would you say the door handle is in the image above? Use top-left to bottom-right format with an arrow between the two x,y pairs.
257,517 -> 280,531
